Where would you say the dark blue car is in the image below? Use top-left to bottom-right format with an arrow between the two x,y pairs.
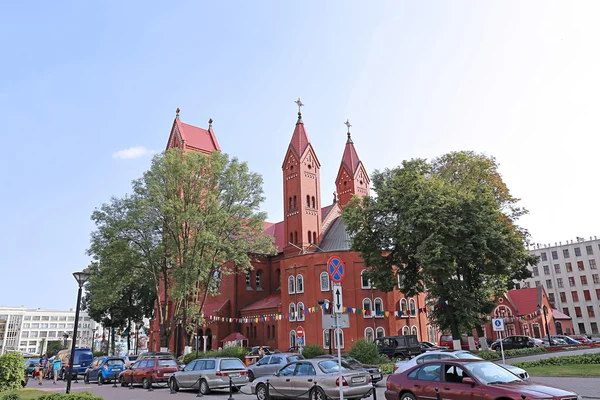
84,357 -> 125,384
56,348 -> 94,379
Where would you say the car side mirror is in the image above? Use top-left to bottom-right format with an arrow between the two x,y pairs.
462,377 -> 475,386
274,371 -> 280,377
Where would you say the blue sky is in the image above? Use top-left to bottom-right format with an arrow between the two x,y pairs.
2,1 -> 599,310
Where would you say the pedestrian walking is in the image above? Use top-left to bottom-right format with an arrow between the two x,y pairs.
52,357 -> 62,384
34,363 -> 42,385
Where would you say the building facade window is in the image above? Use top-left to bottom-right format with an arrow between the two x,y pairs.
288,276 -> 295,294
593,274 -> 600,284
296,275 -> 304,293
365,328 -> 374,342
399,299 -> 408,315
581,276 -> 588,286
543,265 -> 550,275
246,272 -> 253,290
376,327 -> 385,338
289,303 -> 296,321
311,196 -> 316,209
563,249 -> 570,258
572,291 -> 579,302
587,245 -> 594,255
532,267 -> 539,276
584,290 -> 591,301
308,230 -> 312,244
575,307 -> 582,318
552,251 -> 558,260
578,261 -> 585,271
590,259 -> 597,269
409,299 -> 416,316
546,279 -> 553,289
560,292 -> 567,302
362,299 -> 373,318
361,270 -> 371,289
554,264 -> 561,273
320,272 -> 330,291
566,262 -> 573,272
290,331 -> 297,348
568,277 -> 575,287
323,330 -> 331,349
276,269 -> 281,290
411,326 -> 418,337
575,247 -> 582,257
256,270 -> 263,290
374,298 -> 383,317
402,326 -> 410,335
541,252 -> 548,261
297,302 -> 305,321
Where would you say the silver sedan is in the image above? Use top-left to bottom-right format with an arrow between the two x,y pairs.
250,359 -> 373,400
248,353 -> 304,381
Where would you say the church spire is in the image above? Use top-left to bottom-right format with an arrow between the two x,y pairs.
336,119 -> 370,207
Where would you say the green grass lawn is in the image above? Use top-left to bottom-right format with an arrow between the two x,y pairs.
2,389 -> 49,399
526,364 -> 600,377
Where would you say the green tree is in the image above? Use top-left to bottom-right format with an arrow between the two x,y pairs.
88,149 -> 274,349
343,151 -> 535,345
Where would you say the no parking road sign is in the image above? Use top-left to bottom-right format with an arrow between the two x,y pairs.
492,318 -> 505,332
328,256 -> 345,283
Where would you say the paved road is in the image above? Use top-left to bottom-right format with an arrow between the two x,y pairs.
529,377 -> 600,399
504,346 -> 600,364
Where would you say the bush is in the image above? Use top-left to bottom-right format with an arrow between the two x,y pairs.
513,353 -> 600,368
0,352 -> 25,393
182,346 -> 249,365
92,351 -> 107,358
379,363 -> 395,375
301,344 -> 325,359
348,340 -> 388,365
474,347 -> 547,360
0,393 -> 20,400
37,391 -> 103,400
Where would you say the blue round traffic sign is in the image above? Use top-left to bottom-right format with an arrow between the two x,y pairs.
327,256 -> 345,283
494,320 -> 501,327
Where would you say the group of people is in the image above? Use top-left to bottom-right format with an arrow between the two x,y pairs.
32,354 -> 62,385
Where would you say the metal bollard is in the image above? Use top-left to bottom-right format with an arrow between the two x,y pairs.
266,379 -> 270,400
129,371 -> 134,390
112,372 -> 118,388
147,375 -> 154,392
227,376 -> 234,400
197,378 -> 203,397
372,380 -> 377,400
435,387 -> 441,400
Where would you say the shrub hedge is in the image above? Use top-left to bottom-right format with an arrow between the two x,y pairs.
301,345 -> 325,359
182,346 -> 248,365
379,363 -> 395,375
475,347 -> 547,360
348,340 -> 388,365
0,352 -> 25,393
1,392 -> 103,400
513,353 -> 600,368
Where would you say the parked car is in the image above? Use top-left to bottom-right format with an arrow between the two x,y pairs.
393,350 -> 529,381
385,359 -> 578,400
137,351 -> 176,360
419,342 -> 448,352
551,335 -> 582,345
249,346 -> 279,356
490,335 -> 537,351
248,353 -> 303,381
314,355 -> 383,383
118,357 -> 179,389
25,359 -> 40,376
251,359 -> 373,400
169,357 -> 249,394
570,334 -> 594,344
55,348 -> 94,379
84,356 -> 125,384
374,335 -> 422,360
542,337 -> 568,346
439,334 -> 480,351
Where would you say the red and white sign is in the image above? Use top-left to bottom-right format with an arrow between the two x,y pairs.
296,326 -> 304,338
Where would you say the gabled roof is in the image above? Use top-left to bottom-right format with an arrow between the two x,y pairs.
341,133 -> 362,175
288,113 -> 310,157
220,332 -> 248,343
505,288 -> 543,316
318,217 -> 352,252
201,299 -> 229,315
178,120 -> 220,153
240,293 -> 281,312
552,309 -> 571,320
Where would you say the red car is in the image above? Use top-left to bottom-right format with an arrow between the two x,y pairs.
118,357 -> 179,389
385,359 -> 579,400
570,334 -> 593,344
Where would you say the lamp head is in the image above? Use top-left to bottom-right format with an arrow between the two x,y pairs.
73,271 -> 91,287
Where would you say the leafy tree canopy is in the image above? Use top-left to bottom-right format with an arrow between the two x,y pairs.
343,151 -> 535,339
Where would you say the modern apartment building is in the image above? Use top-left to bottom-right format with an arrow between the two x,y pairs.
0,306 -> 97,355
523,236 -> 600,336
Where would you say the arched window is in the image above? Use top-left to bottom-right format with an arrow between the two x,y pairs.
362,298 -> 373,318
289,303 -> 296,321
374,298 -> 383,317
376,327 -> 385,338
296,275 -> 304,293
276,269 -> 281,290
428,325 -> 437,343
294,231 -> 298,244
313,232 -> 317,244
411,326 -> 418,337
306,195 -> 310,208
494,305 -> 513,317
272,325 -> 276,339
397,273 -> 406,290
288,197 -> 292,210
365,327 -> 374,342
297,302 -> 305,321
254,325 -> 257,338
288,276 -> 295,294
320,272 -> 330,292
293,195 -> 297,209
308,230 -> 312,244
256,270 -> 263,290
290,330 -> 297,348
323,330 -> 331,349
267,325 -> 271,339
311,196 -> 316,208
400,299 -> 408,315
245,272 -> 253,290
334,328 -> 344,349
402,326 -> 410,335
246,326 -> 250,338
289,232 -> 293,244
361,270 -> 371,289
409,299 -> 416,316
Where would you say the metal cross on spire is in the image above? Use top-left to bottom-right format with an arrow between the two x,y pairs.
295,98 -> 304,113
344,119 -> 352,133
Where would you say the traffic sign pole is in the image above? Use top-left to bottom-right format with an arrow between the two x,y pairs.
335,313 -> 344,400
499,330 -> 505,364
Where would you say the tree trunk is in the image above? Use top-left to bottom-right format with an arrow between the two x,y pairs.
445,304 -> 461,350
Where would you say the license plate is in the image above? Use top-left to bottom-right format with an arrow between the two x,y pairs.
352,377 -> 366,383
164,373 -> 172,377
372,374 -> 381,379
73,365 -> 80,368
229,373 -> 240,377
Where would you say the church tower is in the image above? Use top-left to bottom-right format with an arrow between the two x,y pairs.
336,120 -> 370,207
282,99 -> 322,251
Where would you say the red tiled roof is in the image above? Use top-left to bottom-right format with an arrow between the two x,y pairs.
220,332 -> 248,343
552,309 -> 571,320
341,135 -> 361,174
263,206 -> 335,252
201,299 -> 229,315
288,117 -> 310,156
506,288 -> 542,316
178,120 -> 221,153
240,293 -> 281,313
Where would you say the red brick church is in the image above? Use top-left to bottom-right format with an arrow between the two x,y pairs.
148,104 -> 433,354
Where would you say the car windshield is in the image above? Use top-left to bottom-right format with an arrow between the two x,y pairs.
343,357 -> 360,364
455,352 -> 482,360
107,359 -> 124,366
463,362 -> 522,384
157,359 -> 177,367
318,360 -> 350,373
287,355 -> 302,363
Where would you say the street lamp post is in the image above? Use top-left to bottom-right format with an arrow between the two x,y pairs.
66,271 -> 90,394
91,328 -> 97,353
542,305 -> 551,346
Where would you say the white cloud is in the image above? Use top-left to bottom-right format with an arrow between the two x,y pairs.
112,146 -> 156,160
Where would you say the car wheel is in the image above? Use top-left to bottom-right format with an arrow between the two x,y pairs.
99,374 -> 106,385
396,353 -> 406,361
400,392 -> 417,400
310,386 -> 327,400
142,378 -> 150,389
200,379 -> 210,395
84,374 -> 89,384
248,370 -> 255,382
120,376 -> 129,387
256,383 -> 267,400
169,377 -> 179,392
